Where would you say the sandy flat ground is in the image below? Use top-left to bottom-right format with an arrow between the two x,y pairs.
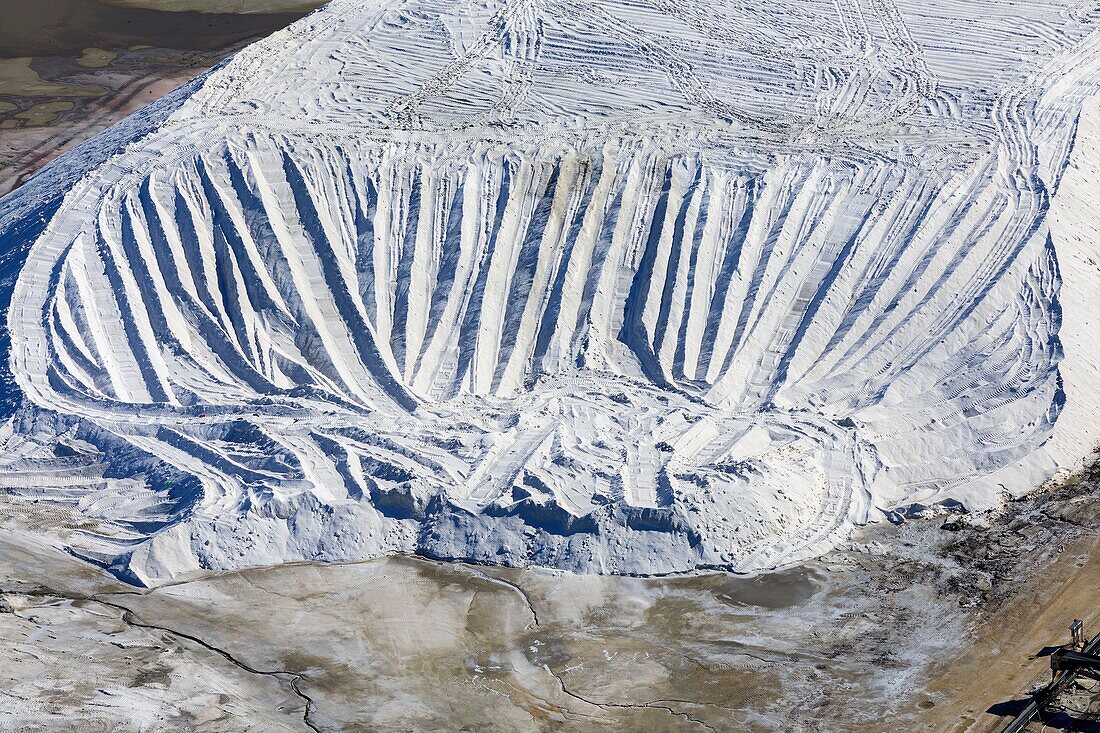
913,535 -> 1100,732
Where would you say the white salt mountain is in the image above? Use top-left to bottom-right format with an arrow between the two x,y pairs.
3,0 -> 1100,584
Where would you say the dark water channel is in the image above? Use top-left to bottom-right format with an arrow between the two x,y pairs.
0,0 -> 315,57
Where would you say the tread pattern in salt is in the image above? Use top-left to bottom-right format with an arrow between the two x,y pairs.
5,0 -> 1100,582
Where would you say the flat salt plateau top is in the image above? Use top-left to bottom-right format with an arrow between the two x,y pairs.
5,0 -> 1100,584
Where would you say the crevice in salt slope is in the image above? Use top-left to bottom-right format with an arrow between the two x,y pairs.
7,135 -> 1066,581
4,0 -> 1100,584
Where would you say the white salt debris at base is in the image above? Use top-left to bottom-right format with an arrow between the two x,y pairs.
2,0 -> 1100,584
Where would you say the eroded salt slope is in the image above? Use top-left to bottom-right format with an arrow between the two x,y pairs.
4,0 -> 1100,583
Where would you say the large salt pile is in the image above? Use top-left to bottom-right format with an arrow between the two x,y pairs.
2,0 -> 1100,583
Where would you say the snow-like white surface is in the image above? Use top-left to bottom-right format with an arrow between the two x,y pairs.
4,0 -> 1100,583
